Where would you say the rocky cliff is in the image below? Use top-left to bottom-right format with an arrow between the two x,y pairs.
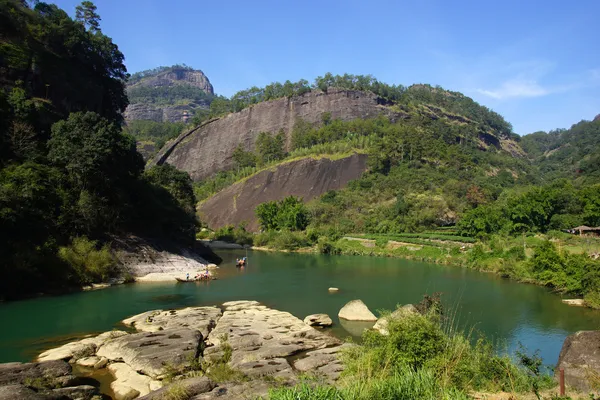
198,153 -> 368,231
125,67 -> 214,123
153,89 -> 402,181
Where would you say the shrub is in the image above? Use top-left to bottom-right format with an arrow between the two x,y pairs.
58,237 -> 117,284
270,230 -> 309,250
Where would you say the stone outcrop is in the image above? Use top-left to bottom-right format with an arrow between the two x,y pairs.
152,89 -> 404,181
37,331 -> 128,362
304,314 -> 333,327
338,299 -> 378,322
556,330 -> 600,392
122,306 -> 222,337
112,236 -> 222,282
96,328 -> 202,379
373,304 -> 418,335
125,67 -> 214,123
198,153 -> 368,231
27,300 -> 350,400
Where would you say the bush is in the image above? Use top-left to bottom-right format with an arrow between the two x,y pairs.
58,237 -> 117,284
270,230 -> 309,250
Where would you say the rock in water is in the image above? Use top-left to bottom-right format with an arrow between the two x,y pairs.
556,330 -> 600,392
328,287 -> 339,292
304,314 -> 333,327
338,299 -> 377,321
373,304 -> 418,335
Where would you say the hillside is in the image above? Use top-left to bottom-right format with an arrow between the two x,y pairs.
199,153 -> 368,231
152,83 -> 521,181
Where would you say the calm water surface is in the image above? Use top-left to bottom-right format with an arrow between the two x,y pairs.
1,250 -> 599,365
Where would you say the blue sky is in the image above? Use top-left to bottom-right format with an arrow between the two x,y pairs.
55,0 -> 599,134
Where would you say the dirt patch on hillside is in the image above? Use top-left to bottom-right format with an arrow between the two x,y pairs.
199,154 -> 368,231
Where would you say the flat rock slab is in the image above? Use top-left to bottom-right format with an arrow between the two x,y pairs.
205,301 -> 340,370
108,363 -> 161,400
304,314 -> 333,327
138,376 -> 215,400
51,385 -> 98,400
0,360 -> 71,386
0,384 -> 50,400
556,330 -> 600,392
293,343 -> 352,382
338,299 -> 377,321
97,328 -> 202,378
37,331 -> 128,362
122,306 -> 222,338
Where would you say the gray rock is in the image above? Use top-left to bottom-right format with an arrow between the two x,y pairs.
97,328 -> 202,378
304,314 -> 333,327
556,330 -> 600,392
0,384 -> 50,400
137,377 -> 215,400
37,331 -> 128,362
122,306 -> 222,338
0,360 -> 71,387
293,344 -> 352,382
51,385 -> 98,400
338,299 -> 377,321
339,319 -> 375,337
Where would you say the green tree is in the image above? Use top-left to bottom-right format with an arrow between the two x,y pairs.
256,131 -> 285,165
256,201 -> 279,231
232,145 -> 257,169
75,1 -> 101,32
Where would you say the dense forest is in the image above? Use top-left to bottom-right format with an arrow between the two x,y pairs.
0,0 -> 198,300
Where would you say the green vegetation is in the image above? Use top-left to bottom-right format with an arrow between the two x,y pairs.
123,120 -> 185,151
268,300 -> 554,399
256,196 -> 310,231
0,1 -> 198,300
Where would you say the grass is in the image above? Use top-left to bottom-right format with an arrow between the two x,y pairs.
268,302 -> 555,400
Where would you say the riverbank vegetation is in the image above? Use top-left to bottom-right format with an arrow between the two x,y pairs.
0,1 -> 198,300
268,299 -> 556,400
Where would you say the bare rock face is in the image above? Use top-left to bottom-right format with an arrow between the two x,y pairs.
338,299 -> 378,322
153,88 -> 404,181
198,153 -> 368,231
556,330 -> 600,392
132,68 -> 214,95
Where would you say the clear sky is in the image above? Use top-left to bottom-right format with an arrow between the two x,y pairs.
55,0 -> 599,134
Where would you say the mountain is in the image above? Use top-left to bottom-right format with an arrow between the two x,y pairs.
124,65 -> 214,123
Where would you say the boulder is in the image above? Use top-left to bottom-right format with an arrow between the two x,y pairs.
373,304 -> 418,335
339,319 -> 375,337
122,306 -> 222,338
338,299 -> 377,321
75,356 -> 101,368
304,314 -> 333,327
328,287 -> 339,292
97,328 -> 202,378
137,376 -> 215,400
37,331 -> 128,362
108,363 -> 161,400
556,330 -> 600,392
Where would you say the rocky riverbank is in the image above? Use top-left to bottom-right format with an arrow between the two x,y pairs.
10,301 -> 350,400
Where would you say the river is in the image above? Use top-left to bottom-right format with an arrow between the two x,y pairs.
1,249 -> 599,366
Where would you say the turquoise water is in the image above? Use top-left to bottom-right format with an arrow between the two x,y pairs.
1,250 -> 599,366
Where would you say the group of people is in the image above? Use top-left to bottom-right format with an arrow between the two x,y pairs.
186,269 -> 211,281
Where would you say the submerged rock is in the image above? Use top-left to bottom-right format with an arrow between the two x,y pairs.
304,313 -> 333,327
338,299 -> 377,321
122,306 -> 222,337
373,304 -> 418,335
556,330 -> 600,392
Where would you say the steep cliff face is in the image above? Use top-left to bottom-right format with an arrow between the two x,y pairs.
153,89 -> 403,181
198,153 -> 368,231
125,67 -> 213,123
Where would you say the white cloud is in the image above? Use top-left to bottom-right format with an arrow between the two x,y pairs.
475,79 -> 550,100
